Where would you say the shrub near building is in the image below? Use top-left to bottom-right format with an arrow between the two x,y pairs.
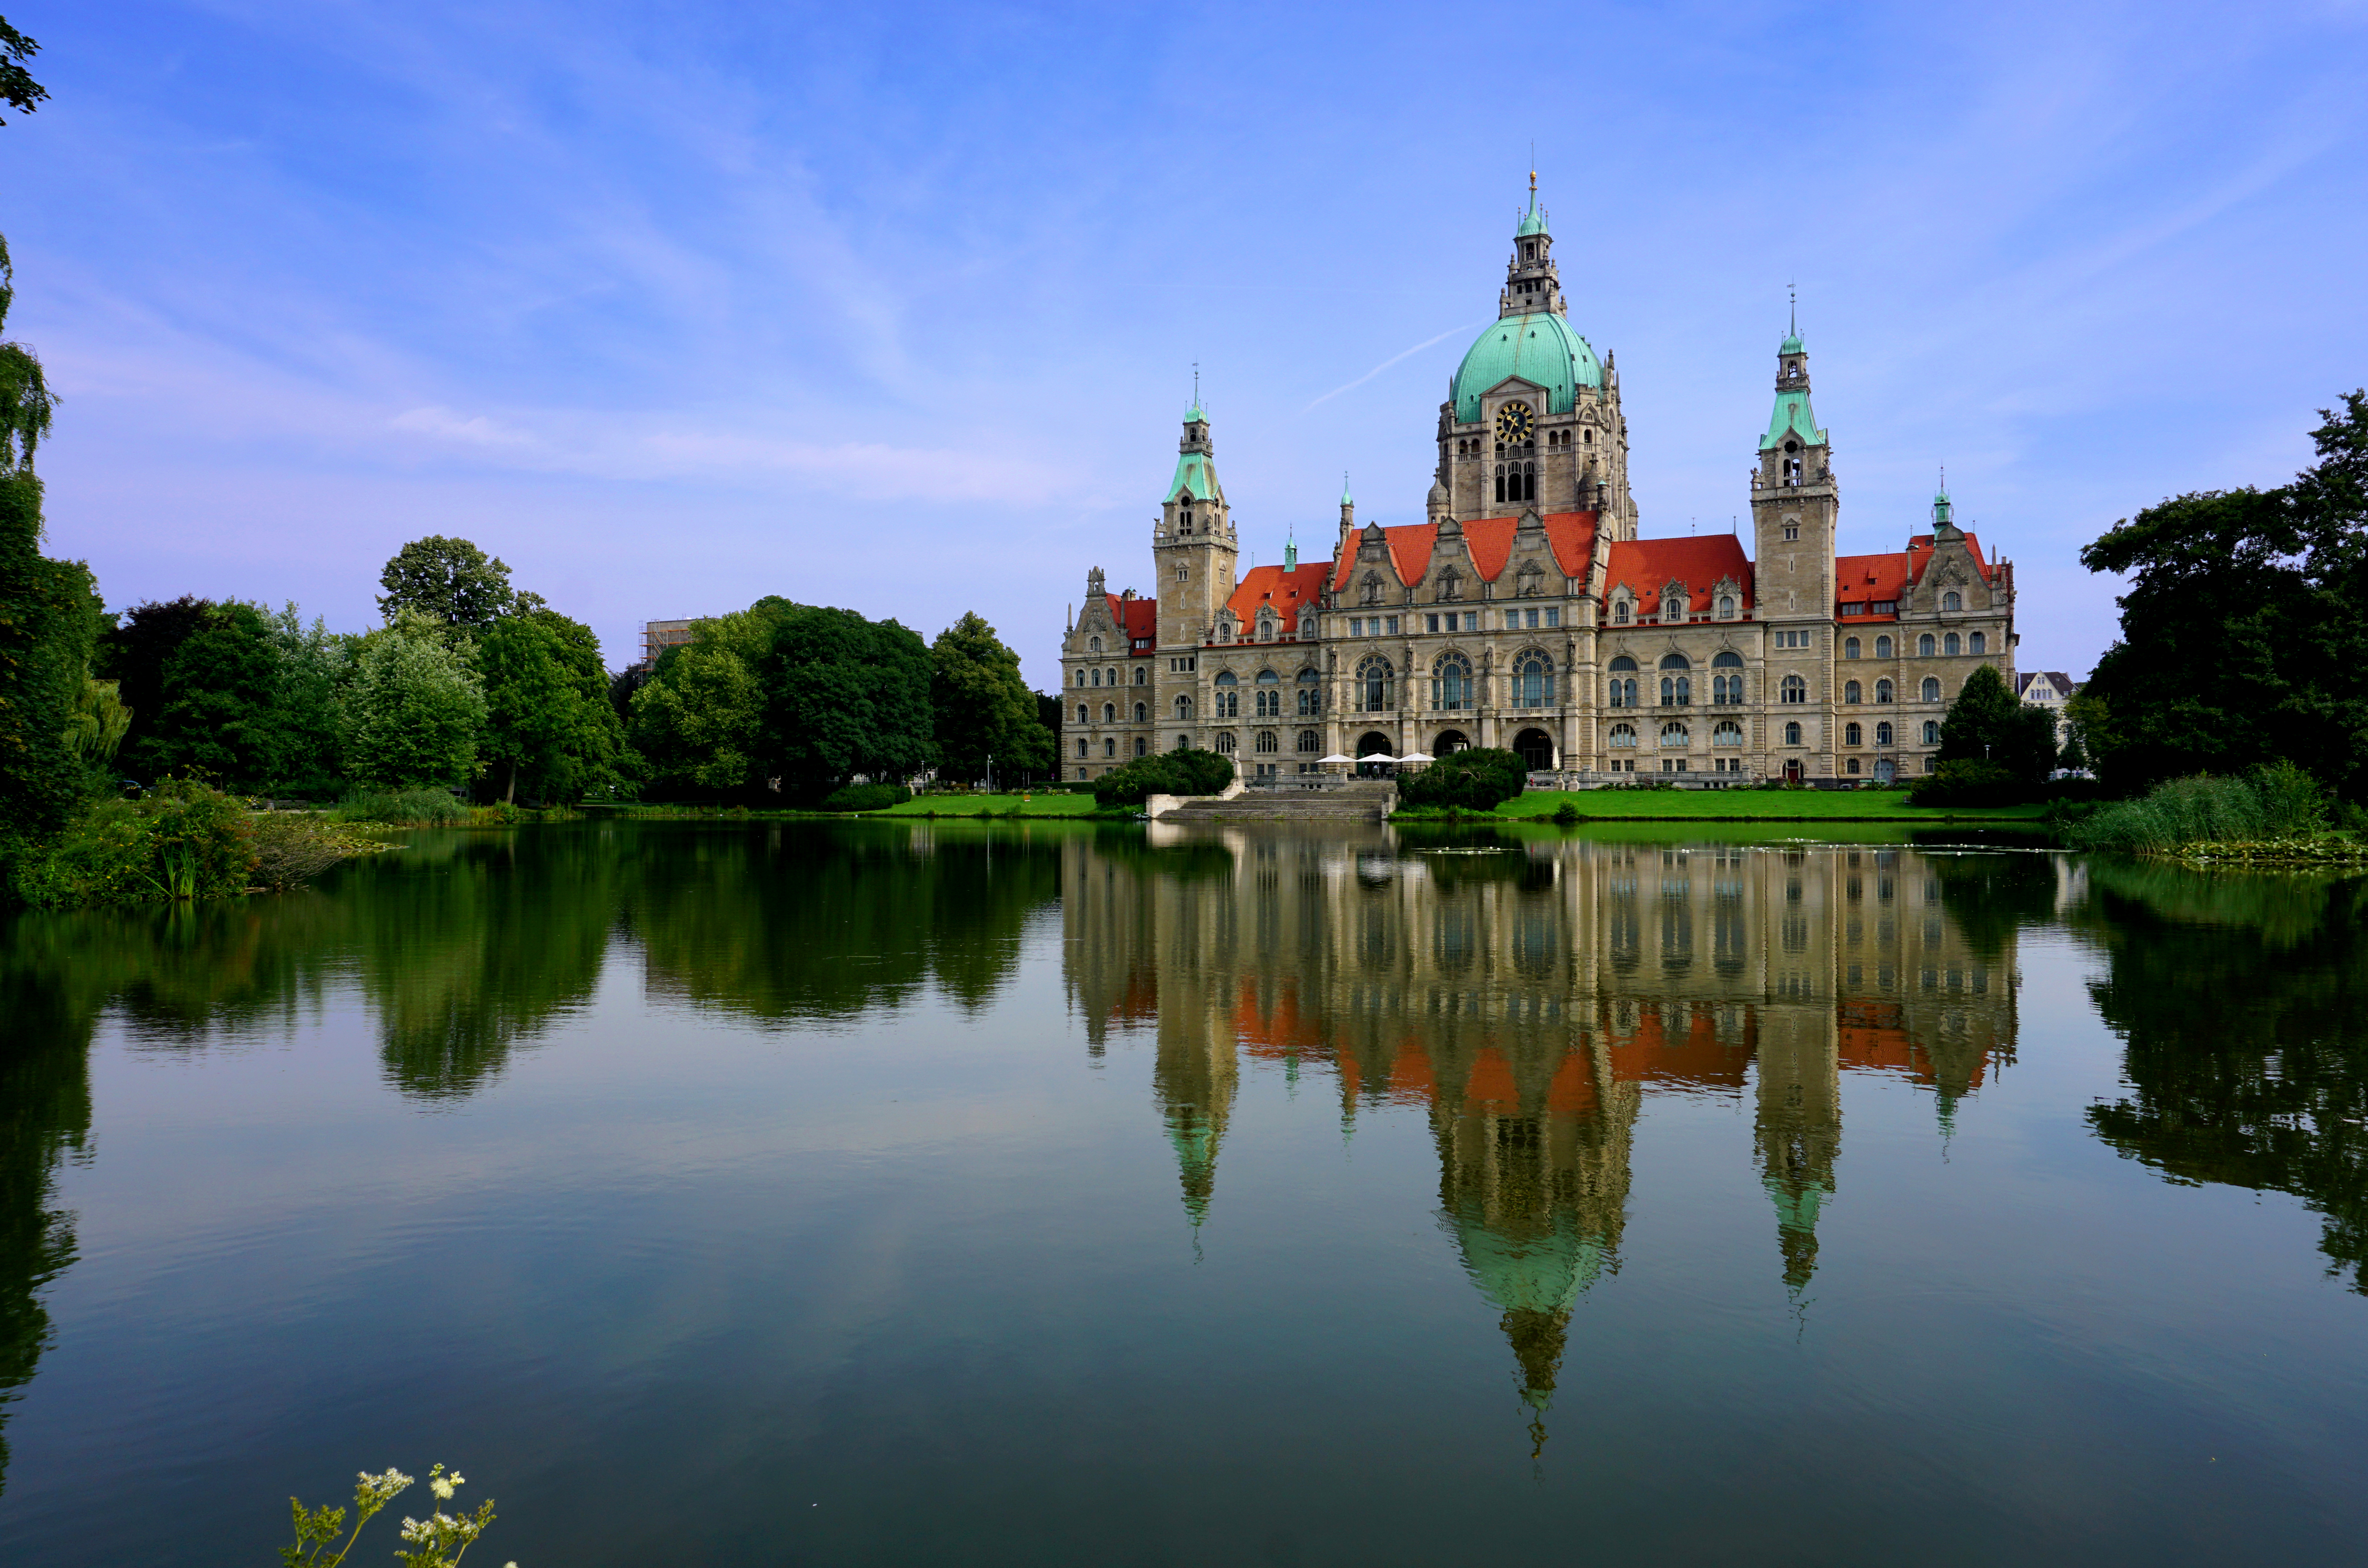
1397,748 -> 1527,812
1092,749 -> 1234,808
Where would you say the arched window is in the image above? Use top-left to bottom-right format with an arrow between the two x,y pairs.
1845,757 -> 1861,775
1175,733 -> 1190,750
1296,667 -> 1322,716
1781,675 -> 1807,704
1494,465 -> 1507,504
1213,671 -> 1239,717
1432,652 -> 1472,710
1922,720 -> 1940,745
1942,590 -> 1962,612
1921,677 -> 1942,702
1875,721 -> 1894,746
1875,678 -> 1894,703
1969,631 -> 1985,655
1175,695 -> 1193,720
1089,667 -> 1101,687
1875,635 -> 1893,658
1088,636 -> 1102,654
1523,461 -> 1537,501
1944,632 -> 1961,656
1358,658 -> 1394,712
1133,702 -> 1147,723
1710,649 -> 1743,707
1660,673 -> 1691,706
1133,666 -> 1146,685
1297,729 -> 1320,752
1844,637 -> 1861,659
1919,633 -> 1936,656
1102,702 -> 1116,724
1662,584 -> 1688,624
1844,680 -> 1862,704
1515,655 -> 1550,708
1844,721 -> 1862,747
1659,652 -> 1692,671
1719,595 -> 1736,618
1135,736 -> 1148,757
1608,654 -> 1637,710
1713,720 -> 1744,747
1659,721 -> 1689,748
1075,702 -> 1087,725
1608,722 -> 1639,749
1103,737 -> 1117,758
1612,598 -> 1631,625
1214,732 -> 1236,755
1783,721 -> 1803,746
1254,668 -> 1282,717
1255,730 -> 1279,753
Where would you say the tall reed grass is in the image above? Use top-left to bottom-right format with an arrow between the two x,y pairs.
2064,762 -> 2329,852
333,788 -> 471,826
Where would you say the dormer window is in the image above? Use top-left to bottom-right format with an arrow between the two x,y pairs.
1612,597 -> 1631,625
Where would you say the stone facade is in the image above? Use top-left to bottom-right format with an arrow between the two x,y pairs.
1059,189 -> 2017,784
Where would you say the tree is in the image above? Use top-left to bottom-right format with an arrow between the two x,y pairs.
0,16 -> 45,123
375,536 -> 517,632
1399,747 -> 1527,810
2080,392 -> 2368,801
627,601 -> 790,799
0,231 -> 98,846
134,601 -> 284,787
95,595 -> 210,768
343,612 -> 487,789
479,610 -> 624,802
930,612 -> 1053,785
756,605 -> 935,802
1935,664 -> 2057,789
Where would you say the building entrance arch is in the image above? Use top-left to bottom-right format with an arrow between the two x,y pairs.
1511,727 -> 1555,772
1355,730 -> 1395,777
1433,729 -> 1471,756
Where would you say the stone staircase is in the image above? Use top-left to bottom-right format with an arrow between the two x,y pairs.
1158,781 -> 1397,824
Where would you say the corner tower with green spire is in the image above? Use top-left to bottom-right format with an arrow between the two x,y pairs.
1751,307 -> 1840,747
1437,175 -> 1635,534
1152,400 -> 1239,657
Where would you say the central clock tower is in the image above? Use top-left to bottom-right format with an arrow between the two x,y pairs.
1152,400 -> 1237,648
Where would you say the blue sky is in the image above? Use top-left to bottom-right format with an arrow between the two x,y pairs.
6,1 -> 2365,684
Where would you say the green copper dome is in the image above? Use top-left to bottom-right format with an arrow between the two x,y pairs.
1516,199 -> 1550,238
1451,311 -> 1602,424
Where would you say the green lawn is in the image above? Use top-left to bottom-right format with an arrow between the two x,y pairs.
876,792 -> 1110,818
1496,788 -> 2049,821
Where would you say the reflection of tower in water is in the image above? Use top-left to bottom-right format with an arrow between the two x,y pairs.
1426,1033 -> 1638,1439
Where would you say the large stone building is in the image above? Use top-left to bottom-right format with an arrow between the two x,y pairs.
1060,186 -> 2017,785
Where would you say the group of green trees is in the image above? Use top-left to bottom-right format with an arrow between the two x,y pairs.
619,602 -> 1053,804
90,537 -> 622,803
2074,391 -> 2368,803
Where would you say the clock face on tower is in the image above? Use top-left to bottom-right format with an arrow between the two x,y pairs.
1494,401 -> 1535,445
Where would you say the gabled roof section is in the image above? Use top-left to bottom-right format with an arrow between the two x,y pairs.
1905,531 -> 1995,587
1328,512 -> 1598,592
1224,561 -> 1333,627
1760,388 -> 1827,451
1104,594 -> 1158,647
2016,671 -> 2076,698
1603,536 -> 1754,617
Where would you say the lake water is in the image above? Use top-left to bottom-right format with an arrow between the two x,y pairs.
1,820 -> 2363,1566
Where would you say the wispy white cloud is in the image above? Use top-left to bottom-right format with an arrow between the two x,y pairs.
1305,323 -> 1484,410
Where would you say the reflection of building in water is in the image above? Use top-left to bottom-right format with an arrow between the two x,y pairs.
1062,830 -> 2018,1425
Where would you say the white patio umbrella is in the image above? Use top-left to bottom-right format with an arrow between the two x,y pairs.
1356,752 -> 1398,765
1317,753 -> 1356,764
1398,751 -> 1436,765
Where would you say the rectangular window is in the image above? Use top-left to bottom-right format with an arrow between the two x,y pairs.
1426,614 -> 1439,633
1462,612 -> 1478,631
1871,601 -> 1896,615
1386,616 -> 1400,635
1545,607 -> 1560,628
1526,608 -> 1540,629
1841,603 -> 1865,616
1349,618 -> 1362,636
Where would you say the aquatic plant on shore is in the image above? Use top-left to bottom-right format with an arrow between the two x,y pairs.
279,1463 -> 505,1568
2062,762 -> 2337,855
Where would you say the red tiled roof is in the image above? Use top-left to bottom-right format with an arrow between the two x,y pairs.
1327,511 -> 1600,593
1835,530 -> 1993,622
1223,561 -> 1333,626
1602,535 -> 1755,617
1905,531 -> 1993,589
1103,592 -> 1159,649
